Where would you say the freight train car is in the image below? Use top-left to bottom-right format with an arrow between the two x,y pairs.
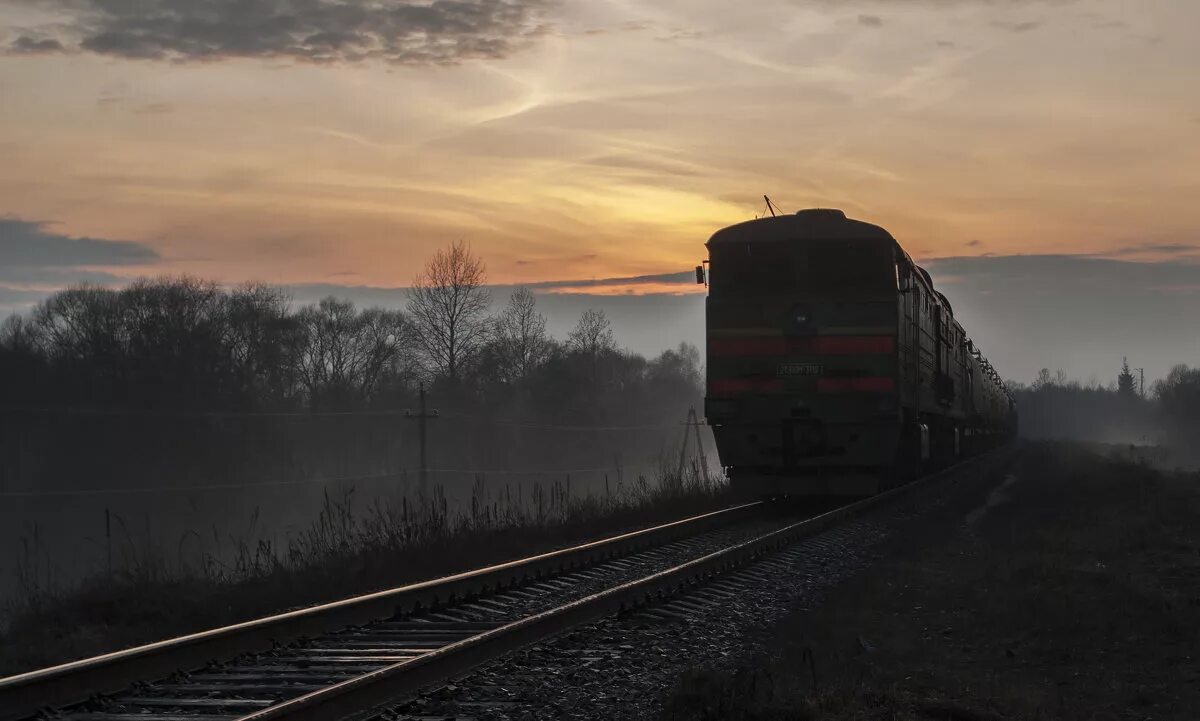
698,208 -> 1015,497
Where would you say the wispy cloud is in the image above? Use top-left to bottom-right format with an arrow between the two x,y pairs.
1092,242 -> 1200,262
526,271 -> 697,294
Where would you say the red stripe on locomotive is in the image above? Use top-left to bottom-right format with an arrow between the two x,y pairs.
816,376 -> 896,393
708,335 -> 895,356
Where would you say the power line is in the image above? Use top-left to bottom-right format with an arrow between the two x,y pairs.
435,411 -> 677,431
0,471 -> 409,498
0,464 -> 662,498
1,405 -> 679,431
1,406 -> 408,418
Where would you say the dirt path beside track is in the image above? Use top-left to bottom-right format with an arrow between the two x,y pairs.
661,442 -> 1200,720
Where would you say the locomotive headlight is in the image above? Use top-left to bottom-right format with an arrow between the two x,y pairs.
792,304 -> 812,327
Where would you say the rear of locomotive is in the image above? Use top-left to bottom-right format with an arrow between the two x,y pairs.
703,209 -> 905,497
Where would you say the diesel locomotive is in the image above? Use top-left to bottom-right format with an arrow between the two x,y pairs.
699,208 -> 1016,497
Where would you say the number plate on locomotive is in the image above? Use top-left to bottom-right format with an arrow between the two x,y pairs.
778,362 -> 823,377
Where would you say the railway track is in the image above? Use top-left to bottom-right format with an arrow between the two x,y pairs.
1,452 -> 1005,721
0,502 -> 778,721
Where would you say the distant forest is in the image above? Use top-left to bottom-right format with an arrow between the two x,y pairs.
0,242 -> 704,494
1009,361 -> 1200,453
2,238 -> 1198,493
0,241 -> 701,422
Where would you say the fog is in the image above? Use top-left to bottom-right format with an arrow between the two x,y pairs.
4,249 -> 1200,608
0,274 -> 717,610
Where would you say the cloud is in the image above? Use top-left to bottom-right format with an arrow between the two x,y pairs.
990,19 -> 1042,33
526,271 -> 696,292
277,271 -> 697,310
0,218 -> 158,269
0,215 -> 159,284
7,35 -> 64,53
7,0 -> 556,65
922,254 -> 1200,385
925,254 -> 1200,285
1099,243 -> 1200,260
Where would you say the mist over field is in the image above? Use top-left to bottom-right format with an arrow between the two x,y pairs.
4,256 -> 1198,608
0,264 -> 720,610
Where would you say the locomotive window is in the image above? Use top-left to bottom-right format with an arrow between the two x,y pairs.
709,238 -> 893,294
708,242 -> 792,290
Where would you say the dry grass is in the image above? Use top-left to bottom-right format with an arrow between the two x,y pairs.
659,443 -> 1200,720
0,460 -> 726,676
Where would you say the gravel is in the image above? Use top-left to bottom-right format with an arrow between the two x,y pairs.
381,466 -> 1000,721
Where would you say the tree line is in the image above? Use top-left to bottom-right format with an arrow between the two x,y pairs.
1008,358 -> 1200,450
0,241 -> 701,426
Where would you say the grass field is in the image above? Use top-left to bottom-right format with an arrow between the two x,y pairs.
0,462 -> 726,677
660,442 -> 1200,720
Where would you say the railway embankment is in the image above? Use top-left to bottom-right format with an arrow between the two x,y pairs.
661,442 -> 1200,720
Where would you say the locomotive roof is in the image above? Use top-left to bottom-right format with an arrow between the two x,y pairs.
707,208 -> 896,246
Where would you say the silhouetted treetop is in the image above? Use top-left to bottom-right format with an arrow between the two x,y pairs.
407,240 -> 490,382
1118,357 -> 1137,398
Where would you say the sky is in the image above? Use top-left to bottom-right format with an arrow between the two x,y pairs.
1,0 -> 1198,385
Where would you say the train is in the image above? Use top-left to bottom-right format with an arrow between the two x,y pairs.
698,208 -> 1016,497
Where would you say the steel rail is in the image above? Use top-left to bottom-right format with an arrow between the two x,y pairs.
233,449 -> 1009,721
0,501 -> 763,721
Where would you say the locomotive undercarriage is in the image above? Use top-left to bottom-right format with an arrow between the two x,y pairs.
720,410 -> 1002,499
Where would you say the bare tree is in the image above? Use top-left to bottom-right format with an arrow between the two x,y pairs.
224,283 -> 299,406
493,287 -> 550,383
296,298 -> 361,406
296,298 -> 413,408
568,308 -> 616,385
407,240 -> 491,381
1155,364 -> 1200,443
0,313 -> 42,355
649,342 -> 703,388
356,306 -> 419,398
568,308 -> 616,357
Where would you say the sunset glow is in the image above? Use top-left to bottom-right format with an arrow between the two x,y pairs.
2,0 -> 1197,297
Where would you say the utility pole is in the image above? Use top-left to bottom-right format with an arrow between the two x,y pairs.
677,407 -> 712,484
404,385 -> 439,496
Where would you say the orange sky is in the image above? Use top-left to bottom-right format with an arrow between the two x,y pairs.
1,0 -> 1198,291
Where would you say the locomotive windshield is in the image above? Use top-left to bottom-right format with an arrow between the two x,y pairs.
709,237 -> 895,295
